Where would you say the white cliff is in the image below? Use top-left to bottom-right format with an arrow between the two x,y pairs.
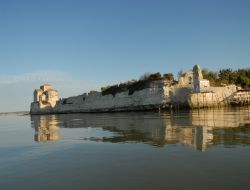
30,65 -> 243,114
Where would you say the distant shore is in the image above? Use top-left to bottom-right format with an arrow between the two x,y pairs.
0,111 -> 29,116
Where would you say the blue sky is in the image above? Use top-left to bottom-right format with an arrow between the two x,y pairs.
0,0 -> 249,112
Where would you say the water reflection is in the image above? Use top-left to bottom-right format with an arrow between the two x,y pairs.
30,108 -> 250,151
31,115 -> 60,142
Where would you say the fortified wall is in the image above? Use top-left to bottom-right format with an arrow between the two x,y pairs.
30,65 -> 241,114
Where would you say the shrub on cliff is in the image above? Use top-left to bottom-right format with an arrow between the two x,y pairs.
148,72 -> 162,80
139,72 -> 152,81
139,72 -> 162,81
101,84 -> 120,96
163,73 -> 174,81
101,72 -> 164,96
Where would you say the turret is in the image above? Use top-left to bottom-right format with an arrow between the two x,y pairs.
193,65 -> 210,92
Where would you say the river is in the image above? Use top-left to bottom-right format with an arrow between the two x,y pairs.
0,107 -> 250,190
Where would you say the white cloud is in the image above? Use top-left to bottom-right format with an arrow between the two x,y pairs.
0,70 -> 107,112
0,70 -> 70,84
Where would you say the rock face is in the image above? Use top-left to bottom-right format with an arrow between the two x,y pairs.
31,80 -> 172,114
30,65 -> 240,114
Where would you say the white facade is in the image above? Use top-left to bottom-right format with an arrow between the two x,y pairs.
32,84 -> 59,108
193,79 -> 210,92
198,79 -> 210,92
33,89 -> 43,102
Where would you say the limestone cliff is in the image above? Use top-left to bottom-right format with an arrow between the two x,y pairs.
30,65 -> 241,114
31,80 -> 172,114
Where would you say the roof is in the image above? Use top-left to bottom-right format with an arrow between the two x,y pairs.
237,89 -> 250,92
42,83 -> 52,86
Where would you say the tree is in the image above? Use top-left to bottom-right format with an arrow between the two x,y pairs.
236,69 -> 250,88
202,69 -> 218,86
149,72 -> 162,80
163,73 -> 174,81
237,75 -> 250,88
139,72 -> 152,81
218,68 -> 233,84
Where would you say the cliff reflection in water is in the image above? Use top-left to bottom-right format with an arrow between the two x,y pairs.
30,108 -> 250,151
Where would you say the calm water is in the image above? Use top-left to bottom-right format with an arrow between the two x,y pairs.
0,108 -> 250,190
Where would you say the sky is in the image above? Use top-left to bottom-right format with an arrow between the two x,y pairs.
0,0 -> 249,112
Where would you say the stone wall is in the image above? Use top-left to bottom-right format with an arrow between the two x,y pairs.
56,80 -> 166,113
188,85 -> 237,108
30,65 -> 244,114
231,91 -> 250,105
31,80 -> 171,114
30,80 -> 239,114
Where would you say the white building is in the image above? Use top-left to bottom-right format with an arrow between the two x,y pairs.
33,84 -> 59,108
194,79 -> 210,92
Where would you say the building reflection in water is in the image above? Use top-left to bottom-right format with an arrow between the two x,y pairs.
30,108 -> 250,151
31,115 -> 60,142
165,124 -> 213,151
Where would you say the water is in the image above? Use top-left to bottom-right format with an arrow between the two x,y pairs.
0,108 -> 250,190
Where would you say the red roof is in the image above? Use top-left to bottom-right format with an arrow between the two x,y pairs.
237,89 -> 250,92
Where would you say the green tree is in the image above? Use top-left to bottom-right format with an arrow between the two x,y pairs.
139,72 -> 152,81
163,73 -> 174,81
202,69 -> 218,86
236,69 -> 250,88
218,68 -> 233,84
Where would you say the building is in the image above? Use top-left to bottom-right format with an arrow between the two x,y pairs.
33,84 -> 59,108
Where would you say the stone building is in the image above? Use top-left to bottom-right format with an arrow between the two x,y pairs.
194,79 -> 210,92
33,84 -> 59,108
192,65 -> 210,92
30,65 -> 241,114
178,71 -> 193,87
40,83 -> 54,91
33,89 -> 43,102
